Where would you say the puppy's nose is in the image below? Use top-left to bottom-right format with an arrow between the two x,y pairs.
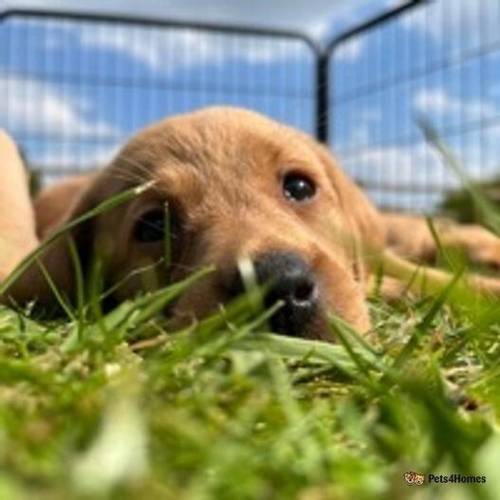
228,251 -> 318,337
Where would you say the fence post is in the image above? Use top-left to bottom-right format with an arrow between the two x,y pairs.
316,53 -> 329,143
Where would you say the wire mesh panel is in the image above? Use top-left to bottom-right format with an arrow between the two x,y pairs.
330,0 -> 500,213
0,15 -> 316,185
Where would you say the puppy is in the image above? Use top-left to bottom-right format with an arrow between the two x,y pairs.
1,107 -> 500,340
1,108 -> 388,339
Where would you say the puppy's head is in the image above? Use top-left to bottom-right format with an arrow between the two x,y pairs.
20,108 -> 386,339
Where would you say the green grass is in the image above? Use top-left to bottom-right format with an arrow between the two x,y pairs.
0,286 -> 499,500
1,125 -> 499,500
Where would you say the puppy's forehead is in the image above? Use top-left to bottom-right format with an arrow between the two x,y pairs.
134,107 -> 319,175
177,106 -> 291,142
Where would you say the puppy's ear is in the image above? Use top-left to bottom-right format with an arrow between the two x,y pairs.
34,174 -> 95,239
312,141 -> 386,252
2,172 -> 109,310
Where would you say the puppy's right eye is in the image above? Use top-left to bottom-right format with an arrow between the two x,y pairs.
283,173 -> 316,202
133,209 -> 166,243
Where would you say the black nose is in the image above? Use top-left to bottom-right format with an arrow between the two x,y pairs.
228,251 -> 318,337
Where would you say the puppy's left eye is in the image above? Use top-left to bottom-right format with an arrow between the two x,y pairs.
133,209 -> 166,243
283,173 -> 316,202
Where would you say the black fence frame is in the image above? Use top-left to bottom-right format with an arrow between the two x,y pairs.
0,1 -> 426,147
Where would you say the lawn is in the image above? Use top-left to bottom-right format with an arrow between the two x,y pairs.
0,267 -> 499,500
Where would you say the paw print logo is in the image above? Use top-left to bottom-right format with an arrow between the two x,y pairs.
404,471 -> 425,485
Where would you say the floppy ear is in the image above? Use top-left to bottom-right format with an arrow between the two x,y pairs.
34,174 -> 95,239
1,172 -> 107,310
312,141 -> 386,253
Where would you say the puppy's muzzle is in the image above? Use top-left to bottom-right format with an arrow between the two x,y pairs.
228,251 -> 318,337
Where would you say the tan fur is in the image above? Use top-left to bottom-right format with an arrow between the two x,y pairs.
34,174 -> 94,239
383,212 -> 500,268
1,108 -> 500,339
0,131 -> 38,281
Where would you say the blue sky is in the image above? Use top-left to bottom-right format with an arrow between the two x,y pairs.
0,0 -> 498,210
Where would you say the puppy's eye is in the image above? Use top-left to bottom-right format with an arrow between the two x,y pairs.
133,209 -> 166,243
283,173 -> 316,202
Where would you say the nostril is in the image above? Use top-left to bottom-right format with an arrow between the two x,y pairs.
292,279 -> 316,304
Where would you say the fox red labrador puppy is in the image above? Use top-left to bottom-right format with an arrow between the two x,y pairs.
2,107 -> 500,340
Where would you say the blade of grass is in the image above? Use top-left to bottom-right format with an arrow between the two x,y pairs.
68,236 -> 86,339
37,258 -> 75,321
100,258 -> 164,301
189,301 -> 285,364
328,317 -> 375,383
163,202 -> 171,273
189,283 -> 269,337
85,266 -> 214,341
426,216 -> 454,270
392,265 -> 464,370
236,333 -> 357,377
132,266 -> 214,326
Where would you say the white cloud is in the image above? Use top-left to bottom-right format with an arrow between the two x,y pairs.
399,2 -> 441,38
414,88 -> 454,115
340,142 -> 447,210
77,25 -> 305,71
37,144 -> 119,172
37,144 -> 119,189
0,74 -> 120,186
344,110 -> 380,145
0,75 -> 118,139
413,88 -> 497,122
334,38 -> 365,62
349,142 -> 444,185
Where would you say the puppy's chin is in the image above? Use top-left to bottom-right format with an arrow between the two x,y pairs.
301,314 -> 336,342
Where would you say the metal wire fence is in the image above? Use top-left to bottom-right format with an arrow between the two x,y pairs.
0,15 -> 316,185
2,1 -> 498,214
330,0 -> 500,212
